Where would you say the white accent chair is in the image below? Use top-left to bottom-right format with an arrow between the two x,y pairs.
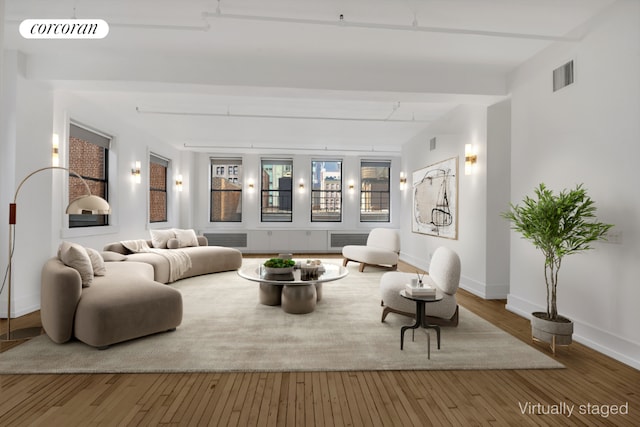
342,228 -> 400,272
380,246 -> 461,326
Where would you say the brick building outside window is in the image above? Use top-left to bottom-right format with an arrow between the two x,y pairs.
360,160 -> 391,222
210,158 -> 242,222
68,123 -> 110,228
149,154 -> 168,223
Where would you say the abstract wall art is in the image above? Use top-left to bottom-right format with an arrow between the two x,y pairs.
412,157 -> 458,239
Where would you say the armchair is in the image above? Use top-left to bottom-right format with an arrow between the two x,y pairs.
342,228 -> 400,272
380,246 -> 461,326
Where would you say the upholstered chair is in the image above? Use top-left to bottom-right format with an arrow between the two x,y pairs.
380,246 -> 461,326
342,228 -> 400,272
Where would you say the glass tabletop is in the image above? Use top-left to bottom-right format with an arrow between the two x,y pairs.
400,289 -> 444,302
238,262 -> 348,284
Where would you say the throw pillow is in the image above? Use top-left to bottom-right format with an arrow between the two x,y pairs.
85,247 -> 107,276
58,241 -> 94,287
167,238 -> 180,250
150,229 -> 175,248
101,251 -> 127,262
173,228 -> 199,248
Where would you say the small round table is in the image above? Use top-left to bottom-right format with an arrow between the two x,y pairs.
399,289 -> 444,359
238,263 -> 348,314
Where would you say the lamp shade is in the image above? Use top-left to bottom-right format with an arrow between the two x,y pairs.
66,195 -> 111,215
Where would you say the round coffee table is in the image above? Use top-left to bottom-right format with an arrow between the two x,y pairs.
237,262 -> 348,314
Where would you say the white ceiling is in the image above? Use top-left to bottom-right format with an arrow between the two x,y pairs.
3,0 -> 615,153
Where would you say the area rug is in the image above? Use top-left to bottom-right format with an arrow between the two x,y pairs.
0,261 -> 563,373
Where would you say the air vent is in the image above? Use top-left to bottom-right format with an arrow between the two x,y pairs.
330,233 -> 369,248
430,137 -> 437,151
204,233 -> 247,248
553,60 -> 574,92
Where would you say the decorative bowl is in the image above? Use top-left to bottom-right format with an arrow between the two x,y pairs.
264,266 -> 294,275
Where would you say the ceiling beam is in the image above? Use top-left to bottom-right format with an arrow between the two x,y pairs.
135,107 -> 430,123
201,11 -> 581,42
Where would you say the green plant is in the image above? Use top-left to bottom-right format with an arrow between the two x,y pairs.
502,183 -> 613,321
264,258 -> 296,268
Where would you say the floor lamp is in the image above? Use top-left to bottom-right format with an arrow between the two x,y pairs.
0,166 -> 111,342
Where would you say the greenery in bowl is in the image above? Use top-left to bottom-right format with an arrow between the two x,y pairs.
264,258 -> 296,268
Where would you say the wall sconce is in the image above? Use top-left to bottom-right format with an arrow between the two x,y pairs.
175,175 -> 183,192
465,144 -> 478,175
399,173 -> 407,190
51,134 -> 59,167
298,179 -> 305,192
348,180 -> 355,192
247,180 -> 255,192
131,161 -> 141,183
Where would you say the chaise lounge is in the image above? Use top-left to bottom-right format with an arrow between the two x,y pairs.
41,243 -> 183,349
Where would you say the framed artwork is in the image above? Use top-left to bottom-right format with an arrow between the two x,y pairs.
412,157 -> 458,239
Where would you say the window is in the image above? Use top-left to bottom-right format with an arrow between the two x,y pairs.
261,159 -> 293,222
311,160 -> 342,222
149,154 -> 168,223
210,158 -> 243,222
68,123 -> 110,228
360,160 -> 391,222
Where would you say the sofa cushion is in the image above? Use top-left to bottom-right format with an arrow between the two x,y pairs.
85,247 -> 106,276
179,246 -> 243,278
342,245 -> 398,267
58,241 -> 94,287
74,276 -> 182,348
74,261 -> 179,348
150,229 -> 175,248
101,251 -> 127,262
123,252 -> 172,283
173,228 -> 198,247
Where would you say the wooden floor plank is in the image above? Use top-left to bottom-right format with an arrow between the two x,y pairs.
264,372 -> 281,427
1,255 -> 639,426
189,373 -> 222,426
326,371 -> 347,427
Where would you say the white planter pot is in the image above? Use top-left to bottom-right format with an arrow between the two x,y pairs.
531,312 -> 573,355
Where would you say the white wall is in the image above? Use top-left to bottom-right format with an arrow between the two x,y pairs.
1,83 -> 186,317
400,104 -> 497,296
50,91 -> 185,249
0,51 -> 54,317
485,100 -> 511,297
506,0 -> 640,368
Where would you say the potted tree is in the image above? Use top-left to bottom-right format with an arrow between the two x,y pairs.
503,183 -> 612,354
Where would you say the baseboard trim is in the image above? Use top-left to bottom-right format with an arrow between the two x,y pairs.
460,276 -> 508,300
507,294 -> 640,370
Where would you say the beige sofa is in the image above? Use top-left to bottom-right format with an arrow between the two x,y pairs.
103,236 -> 243,283
41,234 -> 242,349
41,258 -> 182,349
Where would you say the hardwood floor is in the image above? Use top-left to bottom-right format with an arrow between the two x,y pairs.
1,257 -> 638,426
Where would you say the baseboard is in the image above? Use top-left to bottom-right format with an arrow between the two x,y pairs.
507,294 -> 640,370
0,296 -> 40,319
505,294 -> 538,319
399,253 -> 429,273
460,276 -> 508,300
